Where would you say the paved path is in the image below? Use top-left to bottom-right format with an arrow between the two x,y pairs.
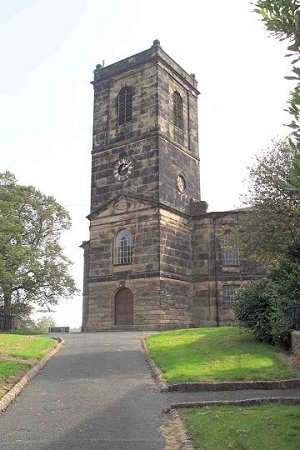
0,332 -> 300,450
0,333 -> 167,450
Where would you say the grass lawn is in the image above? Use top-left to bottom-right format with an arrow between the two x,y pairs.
146,327 -> 296,383
181,404 -> 300,450
0,334 -> 55,397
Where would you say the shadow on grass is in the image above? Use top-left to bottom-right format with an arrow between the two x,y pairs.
147,327 -> 296,383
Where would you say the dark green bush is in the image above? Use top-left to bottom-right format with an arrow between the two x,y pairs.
235,262 -> 300,347
234,278 -> 273,343
269,262 -> 300,346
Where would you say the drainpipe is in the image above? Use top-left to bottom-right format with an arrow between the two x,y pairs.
212,217 -> 220,326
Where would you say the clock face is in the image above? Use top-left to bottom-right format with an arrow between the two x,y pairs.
177,174 -> 186,193
113,158 -> 133,182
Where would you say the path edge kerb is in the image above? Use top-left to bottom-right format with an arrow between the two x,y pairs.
166,399 -> 300,449
140,338 -> 169,391
141,338 -> 300,392
168,397 -> 300,410
0,337 -> 64,413
161,409 -> 195,450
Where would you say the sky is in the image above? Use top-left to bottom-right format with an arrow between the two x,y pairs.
0,0 -> 292,328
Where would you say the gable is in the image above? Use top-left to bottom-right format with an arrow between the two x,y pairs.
87,194 -> 157,221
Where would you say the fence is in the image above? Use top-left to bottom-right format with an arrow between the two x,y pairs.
0,314 -> 16,332
48,326 -> 70,333
290,304 -> 300,331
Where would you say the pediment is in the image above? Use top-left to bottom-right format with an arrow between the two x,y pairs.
87,194 -> 157,221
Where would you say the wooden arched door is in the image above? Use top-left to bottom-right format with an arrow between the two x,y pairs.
115,288 -> 133,325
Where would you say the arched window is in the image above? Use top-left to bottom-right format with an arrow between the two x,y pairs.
117,87 -> 132,125
173,91 -> 183,130
114,230 -> 133,265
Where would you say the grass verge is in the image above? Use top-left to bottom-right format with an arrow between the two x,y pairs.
146,327 -> 296,383
181,404 -> 300,450
0,334 -> 55,397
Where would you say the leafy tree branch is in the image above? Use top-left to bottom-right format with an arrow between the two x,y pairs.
254,0 -> 300,192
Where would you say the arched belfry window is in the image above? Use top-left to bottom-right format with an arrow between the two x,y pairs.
114,230 -> 133,265
173,91 -> 183,130
117,87 -> 132,125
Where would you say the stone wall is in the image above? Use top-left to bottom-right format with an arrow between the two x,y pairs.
160,278 -> 193,327
159,209 -> 192,278
192,212 -> 261,326
92,41 -> 198,154
193,280 -> 237,326
91,136 -> 159,211
91,41 -> 201,214
159,137 -> 200,214
92,61 -> 158,150
81,241 -> 90,331
88,200 -> 160,280
157,64 -> 198,155
291,331 -> 300,357
84,278 -> 162,331
84,276 -> 193,331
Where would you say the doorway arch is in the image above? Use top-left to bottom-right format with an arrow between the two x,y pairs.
115,288 -> 133,325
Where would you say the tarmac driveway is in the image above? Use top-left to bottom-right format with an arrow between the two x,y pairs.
0,332 -> 166,450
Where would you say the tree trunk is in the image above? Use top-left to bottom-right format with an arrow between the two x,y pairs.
3,292 -> 12,315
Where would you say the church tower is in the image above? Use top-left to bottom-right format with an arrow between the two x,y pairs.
82,40 -> 207,331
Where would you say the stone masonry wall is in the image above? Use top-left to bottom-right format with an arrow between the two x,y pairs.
85,278 -> 162,331
160,278 -> 193,327
192,212 -> 260,326
88,201 -> 160,280
193,280 -> 237,326
92,42 -> 198,155
159,209 -> 192,278
92,61 -> 158,151
81,242 -> 90,331
291,331 -> 300,357
91,136 -> 159,212
157,63 -> 199,156
159,137 -> 200,214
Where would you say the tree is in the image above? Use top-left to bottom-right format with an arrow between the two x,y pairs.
234,262 -> 300,347
235,140 -> 300,266
0,172 -> 78,317
253,0 -> 300,192
233,140 -> 300,346
35,315 -> 56,333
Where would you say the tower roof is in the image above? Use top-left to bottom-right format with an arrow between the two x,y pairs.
92,40 -> 199,93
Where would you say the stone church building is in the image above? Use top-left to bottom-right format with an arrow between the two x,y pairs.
81,40 -> 259,331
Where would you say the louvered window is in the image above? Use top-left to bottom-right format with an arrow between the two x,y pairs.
117,87 -> 132,125
173,91 -> 183,129
114,230 -> 133,265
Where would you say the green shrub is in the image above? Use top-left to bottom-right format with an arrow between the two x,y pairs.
234,278 -> 273,343
269,262 -> 300,346
235,262 -> 300,347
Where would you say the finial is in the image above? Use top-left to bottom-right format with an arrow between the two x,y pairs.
152,39 -> 161,47
95,64 -> 102,70
190,73 -> 196,79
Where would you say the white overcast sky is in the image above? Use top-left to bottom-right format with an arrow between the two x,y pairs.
0,0 -> 291,328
